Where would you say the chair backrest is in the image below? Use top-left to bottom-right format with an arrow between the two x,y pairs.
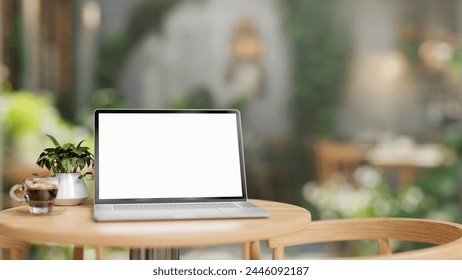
267,218 -> 462,260
310,139 -> 362,184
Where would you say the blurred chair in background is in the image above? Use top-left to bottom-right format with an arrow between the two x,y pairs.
310,139 -> 363,185
267,218 -> 462,260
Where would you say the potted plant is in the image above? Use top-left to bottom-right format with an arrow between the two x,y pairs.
36,134 -> 94,205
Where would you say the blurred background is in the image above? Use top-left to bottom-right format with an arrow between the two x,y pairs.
1,0 -> 462,259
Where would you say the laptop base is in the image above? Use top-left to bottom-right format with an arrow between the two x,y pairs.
93,201 -> 271,222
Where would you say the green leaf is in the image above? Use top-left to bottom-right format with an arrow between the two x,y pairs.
73,147 -> 84,155
79,171 -> 94,180
44,161 -> 51,170
38,134 -> 94,174
62,143 -> 72,150
46,134 -> 61,147
76,140 -> 85,149
61,158 -> 69,172
72,158 -> 78,170
77,158 -> 85,170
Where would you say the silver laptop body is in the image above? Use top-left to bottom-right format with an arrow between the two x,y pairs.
93,109 -> 271,221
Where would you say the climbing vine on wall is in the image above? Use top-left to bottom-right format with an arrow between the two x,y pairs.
96,0 -> 180,89
282,0 -> 351,193
284,0 -> 350,138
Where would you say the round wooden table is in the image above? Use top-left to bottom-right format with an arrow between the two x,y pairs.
0,199 -> 311,260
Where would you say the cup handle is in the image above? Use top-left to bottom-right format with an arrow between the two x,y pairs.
9,184 -> 28,203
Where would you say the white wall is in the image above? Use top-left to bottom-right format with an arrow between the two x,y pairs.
78,0 -> 462,140
119,0 -> 292,138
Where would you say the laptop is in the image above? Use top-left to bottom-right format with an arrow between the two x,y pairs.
93,109 -> 271,221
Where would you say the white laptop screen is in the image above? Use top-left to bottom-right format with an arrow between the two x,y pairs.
95,110 -> 246,202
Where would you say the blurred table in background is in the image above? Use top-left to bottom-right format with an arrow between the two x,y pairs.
364,143 -> 446,186
309,136 -> 450,188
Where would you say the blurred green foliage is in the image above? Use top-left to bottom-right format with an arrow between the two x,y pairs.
1,91 -> 74,147
3,91 -> 51,141
5,1 -> 26,90
75,88 -> 129,130
168,87 -> 249,112
282,0 -> 351,201
304,164 -> 461,222
302,129 -> 462,255
169,88 -> 215,109
0,90 -> 93,185
448,52 -> 462,81
96,0 -> 177,89
284,0 -> 350,139
398,18 -> 419,66
28,244 -> 73,260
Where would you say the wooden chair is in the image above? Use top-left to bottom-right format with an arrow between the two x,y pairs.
267,218 -> 462,260
310,139 -> 363,184
0,235 -> 26,260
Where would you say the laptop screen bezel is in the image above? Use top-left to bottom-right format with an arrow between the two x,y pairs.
93,109 -> 248,204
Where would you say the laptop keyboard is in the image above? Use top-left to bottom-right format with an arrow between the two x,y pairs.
113,203 -> 240,211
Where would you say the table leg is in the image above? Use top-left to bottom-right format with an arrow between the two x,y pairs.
129,248 -> 179,260
96,247 -> 105,260
242,242 -> 250,260
249,241 -> 260,260
272,247 -> 284,260
400,166 -> 417,186
0,236 -> 26,260
9,248 -> 24,260
73,246 -> 84,260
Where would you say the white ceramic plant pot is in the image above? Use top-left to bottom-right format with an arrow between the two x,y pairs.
54,173 -> 89,206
